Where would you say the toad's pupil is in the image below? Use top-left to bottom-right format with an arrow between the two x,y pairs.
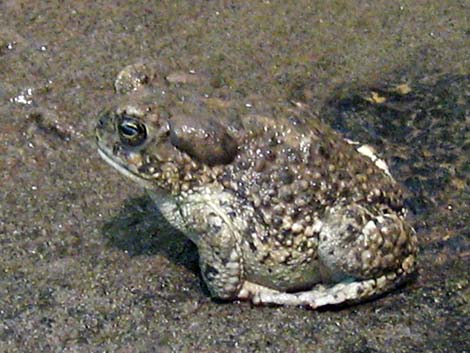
119,120 -> 140,137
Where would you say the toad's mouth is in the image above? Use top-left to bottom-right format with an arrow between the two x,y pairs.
97,144 -> 154,189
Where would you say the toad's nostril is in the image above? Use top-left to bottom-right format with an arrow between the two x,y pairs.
97,117 -> 106,128
112,143 -> 121,155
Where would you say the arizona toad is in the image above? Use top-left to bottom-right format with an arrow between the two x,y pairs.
96,64 -> 417,308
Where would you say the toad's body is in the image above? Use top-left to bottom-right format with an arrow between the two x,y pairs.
96,65 -> 417,308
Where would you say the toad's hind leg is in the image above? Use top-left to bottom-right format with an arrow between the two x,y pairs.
317,203 -> 417,283
238,203 -> 417,308
238,272 -> 409,308
314,202 -> 416,307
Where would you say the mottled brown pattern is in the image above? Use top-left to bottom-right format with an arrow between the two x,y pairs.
96,64 -> 418,307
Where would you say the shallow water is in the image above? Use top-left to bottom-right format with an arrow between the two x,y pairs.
1,1 -> 468,352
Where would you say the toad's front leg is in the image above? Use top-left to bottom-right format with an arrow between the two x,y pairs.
197,211 -> 245,300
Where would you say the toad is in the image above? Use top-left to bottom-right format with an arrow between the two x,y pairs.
96,64 -> 417,308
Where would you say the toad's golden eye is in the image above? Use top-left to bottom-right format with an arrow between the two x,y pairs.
117,115 -> 148,147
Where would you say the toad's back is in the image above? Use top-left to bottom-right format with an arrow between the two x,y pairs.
213,113 -> 412,291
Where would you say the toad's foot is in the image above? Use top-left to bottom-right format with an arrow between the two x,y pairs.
238,272 -> 409,309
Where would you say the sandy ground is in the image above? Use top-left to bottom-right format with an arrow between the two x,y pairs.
0,1 -> 468,352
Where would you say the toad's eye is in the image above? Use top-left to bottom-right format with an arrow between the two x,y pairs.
117,115 -> 148,146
